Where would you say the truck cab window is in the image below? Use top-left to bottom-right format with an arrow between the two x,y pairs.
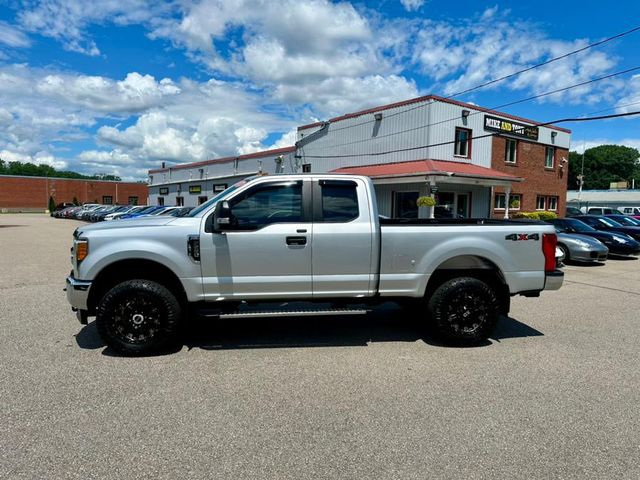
230,181 -> 303,229
320,181 -> 359,222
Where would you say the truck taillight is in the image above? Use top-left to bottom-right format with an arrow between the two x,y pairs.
542,233 -> 557,273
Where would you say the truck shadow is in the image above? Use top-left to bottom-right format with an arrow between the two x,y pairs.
74,304 -> 544,355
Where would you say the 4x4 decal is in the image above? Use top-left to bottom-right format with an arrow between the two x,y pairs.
505,233 -> 540,241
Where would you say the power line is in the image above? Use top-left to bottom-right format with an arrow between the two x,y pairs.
580,100 -> 640,117
314,66 -> 640,151
302,111 -> 640,159
318,24 -> 640,134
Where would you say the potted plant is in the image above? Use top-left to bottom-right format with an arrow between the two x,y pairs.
416,196 -> 436,208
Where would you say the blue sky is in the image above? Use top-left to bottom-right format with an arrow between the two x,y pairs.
1,0 -> 639,180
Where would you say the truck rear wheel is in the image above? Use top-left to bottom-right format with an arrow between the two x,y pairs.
96,279 -> 182,355
427,277 -> 499,346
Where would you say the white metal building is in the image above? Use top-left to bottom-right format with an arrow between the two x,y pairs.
148,95 -> 571,217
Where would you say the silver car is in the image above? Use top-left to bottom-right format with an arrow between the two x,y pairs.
557,233 -> 608,263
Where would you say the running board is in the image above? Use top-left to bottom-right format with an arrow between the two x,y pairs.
214,308 -> 369,319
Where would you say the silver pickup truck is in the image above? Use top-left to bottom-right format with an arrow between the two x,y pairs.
66,174 -> 562,354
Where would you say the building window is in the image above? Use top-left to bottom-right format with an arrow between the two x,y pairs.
149,175 -> 153,185
505,139 -> 517,163
128,196 -> 138,205
494,193 -> 521,210
157,197 -> 165,206
545,147 -> 555,168
176,196 -> 184,206
199,168 -> 204,179
198,196 -> 208,205
454,128 -> 471,158
159,187 -> 169,195
102,196 -> 113,205
393,191 -> 419,219
536,195 -> 546,210
189,185 -> 202,194
548,196 -> 558,211
302,164 -> 311,172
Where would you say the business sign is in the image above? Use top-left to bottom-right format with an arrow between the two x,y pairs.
213,183 -> 227,193
159,187 -> 169,195
484,115 -> 539,140
189,185 -> 202,194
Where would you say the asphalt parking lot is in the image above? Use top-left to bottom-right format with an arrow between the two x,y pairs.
1,214 -> 639,480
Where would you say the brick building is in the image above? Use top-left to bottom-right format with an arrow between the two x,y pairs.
490,134 -> 569,218
148,95 -> 571,218
0,175 -> 148,212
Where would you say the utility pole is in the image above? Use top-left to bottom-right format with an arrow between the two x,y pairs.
577,141 -> 586,202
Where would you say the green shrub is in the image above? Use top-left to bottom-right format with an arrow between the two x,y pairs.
511,211 -> 557,220
48,196 -> 56,213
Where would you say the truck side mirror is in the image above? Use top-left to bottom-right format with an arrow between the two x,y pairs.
213,200 -> 233,231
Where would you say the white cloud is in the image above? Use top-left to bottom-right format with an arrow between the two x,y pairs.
400,0 -> 426,12
0,149 -> 68,170
17,0 -> 170,55
275,74 -> 419,118
573,139 -> 640,154
412,8 -> 618,104
0,21 -> 31,48
615,74 -> 640,114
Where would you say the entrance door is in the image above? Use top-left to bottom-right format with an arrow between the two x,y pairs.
457,194 -> 470,218
200,179 -> 313,300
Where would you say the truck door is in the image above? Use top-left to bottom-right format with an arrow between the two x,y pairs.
200,179 -> 313,300
311,178 -> 375,297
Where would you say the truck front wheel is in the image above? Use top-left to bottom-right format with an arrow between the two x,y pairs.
427,277 -> 500,346
96,279 -> 182,355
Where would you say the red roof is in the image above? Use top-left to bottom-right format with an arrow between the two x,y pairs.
332,159 -> 523,182
298,94 -> 571,134
148,146 -> 295,174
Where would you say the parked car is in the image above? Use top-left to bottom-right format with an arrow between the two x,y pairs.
605,214 -> 640,227
118,205 -> 165,220
105,206 -> 146,221
66,174 -> 563,355
167,206 -> 194,217
618,206 -> 640,215
556,232 -> 608,263
565,206 -> 582,217
549,218 -> 640,256
574,215 -> 640,242
582,206 -> 617,215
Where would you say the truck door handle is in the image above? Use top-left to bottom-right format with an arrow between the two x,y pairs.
286,236 -> 307,246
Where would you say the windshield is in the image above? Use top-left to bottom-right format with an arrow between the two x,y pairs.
597,217 -> 622,227
565,219 -> 596,232
612,215 -> 640,226
188,178 -> 252,217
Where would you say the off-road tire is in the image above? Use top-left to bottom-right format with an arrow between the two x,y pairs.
96,279 -> 182,355
427,277 -> 500,346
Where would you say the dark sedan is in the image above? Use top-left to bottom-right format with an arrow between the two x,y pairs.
574,215 -> 640,243
549,218 -> 640,256
605,214 -> 640,227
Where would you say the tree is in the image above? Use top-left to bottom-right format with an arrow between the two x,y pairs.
568,145 -> 640,190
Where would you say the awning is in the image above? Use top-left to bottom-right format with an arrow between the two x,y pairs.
332,159 -> 523,187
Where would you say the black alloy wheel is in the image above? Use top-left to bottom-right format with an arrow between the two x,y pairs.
427,277 -> 500,345
96,279 -> 182,355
